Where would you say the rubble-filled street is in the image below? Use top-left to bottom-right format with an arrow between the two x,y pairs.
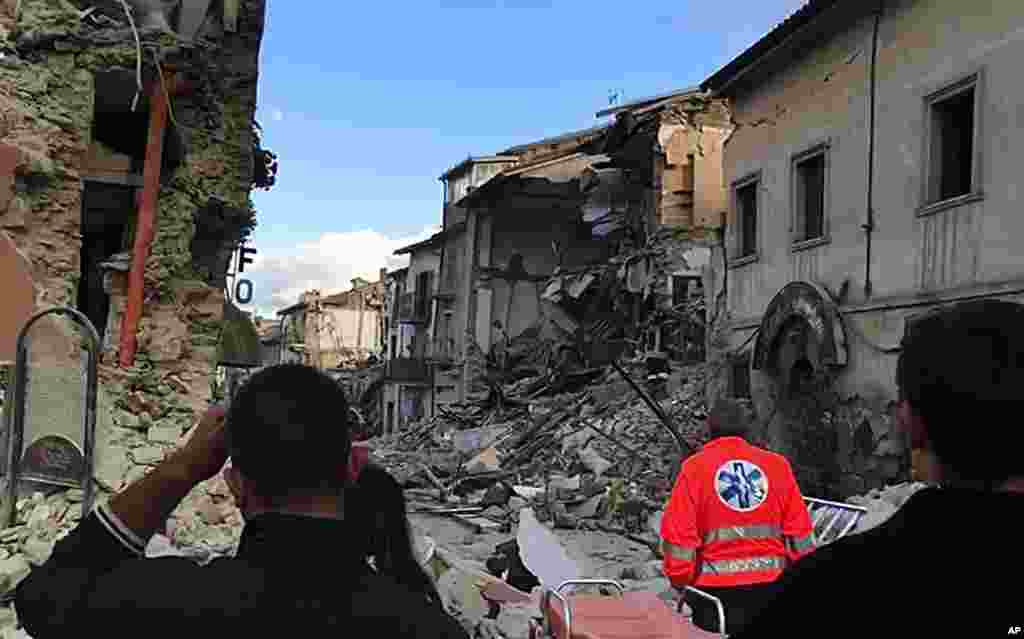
0,351 -> 929,637
4,0 -> 1023,636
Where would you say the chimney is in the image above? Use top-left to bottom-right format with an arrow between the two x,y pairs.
379,267 -> 387,284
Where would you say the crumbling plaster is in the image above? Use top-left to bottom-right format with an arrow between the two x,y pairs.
722,0 -> 1024,324
0,0 -> 266,511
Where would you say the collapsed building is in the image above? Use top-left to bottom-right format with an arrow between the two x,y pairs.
0,0 -> 271,590
453,91 -> 732,400
377,92 -> 734,437
276,275 -> 386,370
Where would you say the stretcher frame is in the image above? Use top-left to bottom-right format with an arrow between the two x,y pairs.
803,496 -> 868,546
538,579 -> 728,639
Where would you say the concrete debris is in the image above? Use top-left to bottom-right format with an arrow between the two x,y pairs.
376,361 -> 710,546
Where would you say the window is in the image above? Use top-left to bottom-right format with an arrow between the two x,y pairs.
925,75 -> 979,205
734,178 -> 759,258
682,153 -> 695,192
793,148 -> 827,243
414,271 -> 433,320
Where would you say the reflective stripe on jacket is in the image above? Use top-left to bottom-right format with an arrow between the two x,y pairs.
660,436 -> 816,589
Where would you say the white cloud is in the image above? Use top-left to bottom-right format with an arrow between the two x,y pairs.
243,226 -> 439,316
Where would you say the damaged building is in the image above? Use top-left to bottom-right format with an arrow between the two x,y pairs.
375,91 -> 734,425
277,274 -> 386,370
702,0 -> 1024,498
450,91 -> 732,401
0,0 -> 269,497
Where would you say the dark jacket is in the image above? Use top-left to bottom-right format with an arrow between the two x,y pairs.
733,487 -> 1024,638
15,506 -> 469,639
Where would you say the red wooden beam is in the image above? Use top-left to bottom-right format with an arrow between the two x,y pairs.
118,73 -> 173,368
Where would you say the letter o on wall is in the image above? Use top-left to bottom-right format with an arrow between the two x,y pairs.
235,279 -> 254,304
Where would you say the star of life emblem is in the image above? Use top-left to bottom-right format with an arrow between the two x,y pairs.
715,460 -> 768,512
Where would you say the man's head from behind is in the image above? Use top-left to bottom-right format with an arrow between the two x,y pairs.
707,398 -> 755,440
897,299 -> 1024,484
224,364 -> 351,514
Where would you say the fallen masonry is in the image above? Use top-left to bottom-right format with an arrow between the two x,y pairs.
0,362 -> 930,637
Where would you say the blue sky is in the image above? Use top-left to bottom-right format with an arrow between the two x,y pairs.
245,0 -> 808,315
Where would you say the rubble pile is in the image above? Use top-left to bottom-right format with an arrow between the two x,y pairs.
376,360 -> 712,540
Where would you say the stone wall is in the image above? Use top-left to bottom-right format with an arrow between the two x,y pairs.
0,0 -> 266,543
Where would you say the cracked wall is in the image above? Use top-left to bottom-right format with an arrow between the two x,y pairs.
0,0 -> 266,532
710,0 -> 1024,498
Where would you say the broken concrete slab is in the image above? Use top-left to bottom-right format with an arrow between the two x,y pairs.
578,443 -> 613,477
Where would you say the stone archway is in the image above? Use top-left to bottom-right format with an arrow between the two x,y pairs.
752,282 -> 847,498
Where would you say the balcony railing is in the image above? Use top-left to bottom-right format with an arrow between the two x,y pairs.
386,357 -> 430,383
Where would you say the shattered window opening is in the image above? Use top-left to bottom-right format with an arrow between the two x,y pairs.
77,183 -> 136,341
793,149 -> 827,243
925,76 -> 978,204
735,180 -> 758,258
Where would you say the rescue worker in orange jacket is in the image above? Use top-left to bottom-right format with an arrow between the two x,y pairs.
660,398 -> 815,635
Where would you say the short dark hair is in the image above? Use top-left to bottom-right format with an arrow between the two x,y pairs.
897,299 -> 1024,481
227,364 -> 351,497
708,398 -> 754,438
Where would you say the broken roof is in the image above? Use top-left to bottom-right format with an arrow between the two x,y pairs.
595,86 -> 701,119
701,0 -> 847,95
500,125 -> 608,155
454,151 -> 603,209
393,222 -> 466,255
439,155 -> 519,181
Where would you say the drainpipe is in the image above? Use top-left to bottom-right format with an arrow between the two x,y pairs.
430,178 -> 448,404
278,316 -> 286,364
863,2 -> 884,300
119,74 -> 174,368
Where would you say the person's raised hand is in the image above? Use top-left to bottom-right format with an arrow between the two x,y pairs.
172,403 -> 229,484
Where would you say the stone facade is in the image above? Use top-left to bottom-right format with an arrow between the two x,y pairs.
0,0 -> 267,534
703,0 -> 1024,498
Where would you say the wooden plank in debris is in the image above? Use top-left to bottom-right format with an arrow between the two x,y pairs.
452,514 -> 505,534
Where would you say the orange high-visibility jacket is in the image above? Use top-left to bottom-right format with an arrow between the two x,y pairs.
660,436 -> 815,589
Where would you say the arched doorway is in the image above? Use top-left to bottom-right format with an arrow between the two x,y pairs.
753,282 -> 847,498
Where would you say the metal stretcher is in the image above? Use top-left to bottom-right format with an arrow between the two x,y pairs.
802,497 -> 868,547
529,497 -> 867,639
530,579 -> 726,639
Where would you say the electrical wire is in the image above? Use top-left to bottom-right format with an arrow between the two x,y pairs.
116,0 -> 143,112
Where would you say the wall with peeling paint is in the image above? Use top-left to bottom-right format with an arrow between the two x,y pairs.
723,0 -> 1024,322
